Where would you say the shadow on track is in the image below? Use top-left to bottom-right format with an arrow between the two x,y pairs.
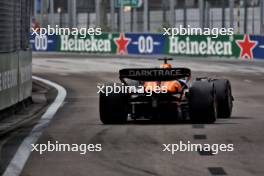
99,117 -> 241,125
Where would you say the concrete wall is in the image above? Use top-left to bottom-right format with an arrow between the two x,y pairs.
0,50 -> 32,111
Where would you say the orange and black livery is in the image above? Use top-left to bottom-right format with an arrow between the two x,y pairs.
99,57 -> 233,124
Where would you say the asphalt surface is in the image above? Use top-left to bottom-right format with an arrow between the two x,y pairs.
0,79 -> 55,175
6,56 -> 264,176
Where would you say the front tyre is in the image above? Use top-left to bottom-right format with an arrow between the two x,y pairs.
99,83 -> 128,124
189,81 -> 217,123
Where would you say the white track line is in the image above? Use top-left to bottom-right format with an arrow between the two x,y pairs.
3,76 -> 67,176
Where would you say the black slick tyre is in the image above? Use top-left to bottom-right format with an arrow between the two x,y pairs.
189,81 -> 217,123
99,83 -> 128,124
213,79 -> 233,118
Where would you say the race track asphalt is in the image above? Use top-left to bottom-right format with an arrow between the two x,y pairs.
9,55 -> 264,176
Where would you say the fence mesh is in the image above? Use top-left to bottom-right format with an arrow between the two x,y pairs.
0,0 -> 31,52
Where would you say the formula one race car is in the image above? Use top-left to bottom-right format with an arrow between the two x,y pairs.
99,58 -> 233,124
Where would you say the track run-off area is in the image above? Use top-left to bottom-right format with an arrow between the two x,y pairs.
3,54 -> 264,176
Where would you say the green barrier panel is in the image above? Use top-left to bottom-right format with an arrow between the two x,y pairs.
58,33 -> 117,54
18,50 -> 32,102
165,35 -> 233,57
31,33 -> 263,60
0,50 -> 32,111
164,35 -> 254,58
0,52 -> 19,110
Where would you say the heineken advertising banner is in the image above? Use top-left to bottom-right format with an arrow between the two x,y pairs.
30,33 -> 264,60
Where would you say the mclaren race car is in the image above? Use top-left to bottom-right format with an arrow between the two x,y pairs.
99,58 -> 233,124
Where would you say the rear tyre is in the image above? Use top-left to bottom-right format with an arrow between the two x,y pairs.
213,79 -> 233,118
99,83 -> 128,124
189,81 -> 217,123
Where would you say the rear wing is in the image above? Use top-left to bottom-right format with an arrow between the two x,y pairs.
119,68 -> 191,81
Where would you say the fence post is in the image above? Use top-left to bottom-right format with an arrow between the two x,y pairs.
120,0 -> 125,31
229,0 -> 234,29
261,0 -> 264,34
95,0 -> 101,27
110,0 -> 115,31
169,0 -> 175,27
144,0 -> 149,31
244,0 -> 248,33
199,0 -> 204,28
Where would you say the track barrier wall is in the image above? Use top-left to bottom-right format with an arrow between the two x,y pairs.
0,0 -> 32,111
30,33 -> 264,60
0,50 -> 32,111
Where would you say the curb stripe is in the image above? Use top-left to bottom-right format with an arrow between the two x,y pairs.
3,76 -> 67,176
